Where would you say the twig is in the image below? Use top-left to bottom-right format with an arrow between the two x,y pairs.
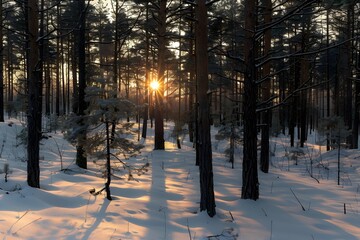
8,210 -> 29,233
290,188 -> 305,211
110,228 -> 117,240
52,138 -> 63,171
229,211 -> 235,222
84,194 -> 91,223
12,218 -> 42,235
306,168 -> 320,183
186,218 -> 192,240
261,208 -> 268,217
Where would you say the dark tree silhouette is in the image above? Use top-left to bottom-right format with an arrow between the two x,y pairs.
27,0 -> 42,188
196,0 -> 216,217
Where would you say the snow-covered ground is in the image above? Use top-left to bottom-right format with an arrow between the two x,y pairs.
0,117 -> 359,240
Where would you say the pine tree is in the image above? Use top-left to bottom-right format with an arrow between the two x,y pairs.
76,0 -> 88,169
241,0 -> 259,200
65,78 -> 143,200
196,0 -> 216,217
27,0 -> 42,188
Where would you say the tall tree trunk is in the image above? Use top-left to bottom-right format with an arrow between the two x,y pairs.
260,0 -> 272,173
345,5 -> 355,147
56,7 -> 60,116
76,0 -> 87,169
326,10 -> 331,151
27,0 -> 41,188
0,0 -> 4,122
142,2 -> 150,139
188,7 -> 195,143
242,0 -> 259,200
299,57 -> 309,148
344,5 -> 352,133
72,35 -> 78,114
154,0 -> 166,150
112,0 -> 120,141
196,0 -> 216,217
6,29 -> 14,117
353,51 -> 360,149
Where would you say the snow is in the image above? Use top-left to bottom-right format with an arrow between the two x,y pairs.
1,117 -> 360,240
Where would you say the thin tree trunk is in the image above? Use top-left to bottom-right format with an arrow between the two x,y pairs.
326,11 -> 331,151
72,35 -> 78,113
352,52 -> 360,148
105,121 -> 112,200
188,8 -> 195,143
0,0 -> 4,122
76,0 -> 87,169
141,2 -> 150,139
56,10 -> 60,116
299,55 -> 309,148
260,0 -> 272,173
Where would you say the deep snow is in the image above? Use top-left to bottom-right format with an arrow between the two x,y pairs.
0,117 -> 359,240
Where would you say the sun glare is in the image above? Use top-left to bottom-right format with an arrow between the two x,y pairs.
150,81 -> 160,91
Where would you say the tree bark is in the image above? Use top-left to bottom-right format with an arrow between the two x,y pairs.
260,0 -> 272,173
188,6 -> 195,143
353,51 -> 360,149
0,0 -> 4,122
141,2 -> 150,139
154,0 -> 166,150
76,0 -> 87,169
242,0 -> 259,200
196,0 -> 216,217
27,0 -> 41,188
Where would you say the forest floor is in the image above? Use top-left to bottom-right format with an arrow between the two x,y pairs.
0,117 -> 359,240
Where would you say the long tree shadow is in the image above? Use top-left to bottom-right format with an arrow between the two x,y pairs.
145,150 -> 168,239
81,199 -> 110,240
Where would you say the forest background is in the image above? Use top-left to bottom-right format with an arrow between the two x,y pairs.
0,0 -> 359,232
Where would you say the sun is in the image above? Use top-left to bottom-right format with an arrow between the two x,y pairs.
150,81 -> 160,91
